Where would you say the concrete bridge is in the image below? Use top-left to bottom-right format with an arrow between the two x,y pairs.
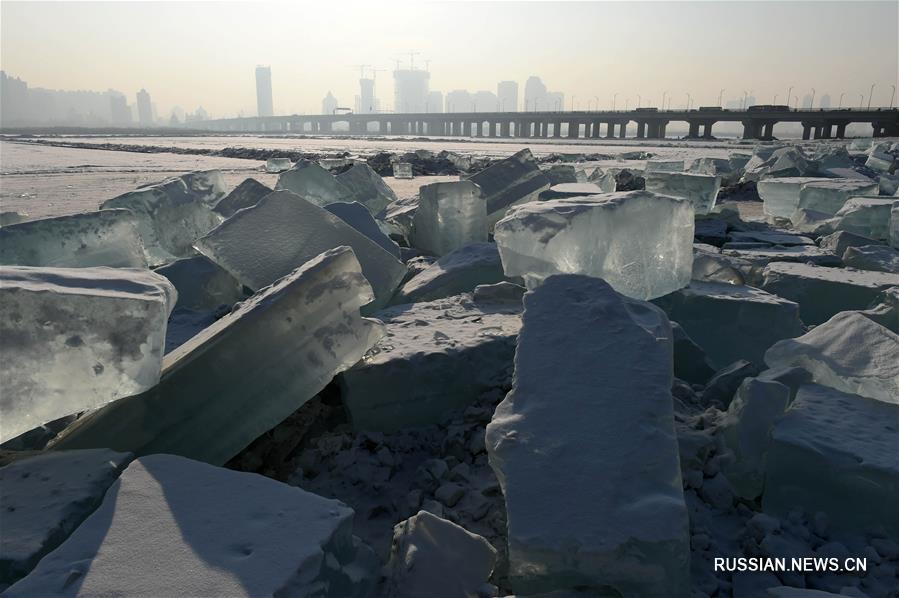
194,107 -> 899,140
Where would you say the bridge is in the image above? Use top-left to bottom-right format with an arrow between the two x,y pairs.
193,107 -> 899,140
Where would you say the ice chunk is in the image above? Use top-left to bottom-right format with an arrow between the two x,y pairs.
4,454 -> 376,597
761,262 -> 899,324
494,191 -> 694,300
878,173 -> 899,196
743,147 -> 816,181
0,209 -> 147,268
212,178 -> 272,218
645,171 -> 720,214
340,291 -> 520,432
100,173 -> 226,265
818,230 -> 881,258
893,201 -> 899,249
728,230 -> 814,246
690,157 -> 737,183
859,286 -> 899,333
692,246 -> 748,285
833,196 -> 894,240
155,255 -> 246,311
672,322 -> 716,384
393,162 -> 413,179
757,177 -> 829,220
325,201 -> 400,258
543,164 -> 580,185
0,449 -> 133,587
49,247 -> 384,465
195,190 -> 406,311
486,276 -> 689,596
587,167 -> 618,192
720,246 -> 842,283
378,196 -> 420,243
789,208 -> 837,235
335,162 -> 398,215
763,385 -> 899,539
0,211 -> 28,226
393,242 -> 509,304
842,244 -> 899,273
274,161 -> 354,206
719,379 -> 791,499
865,151 -> 895,173
264,157 -> 292,173
0,266 -> 175,444
797,179 -> 879,215
645,159 -> 684,173
467,148 -> 551,226
539,182 -> 604,200
764,311 -> 899,404
653,281 -> 803,369
411,180 -> 486,256
384,511 -> 496,598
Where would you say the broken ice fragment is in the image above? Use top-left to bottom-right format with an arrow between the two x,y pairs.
274,162 -> 354,206
264,157 -> 292,173
154,255 -> 246,311
392,162 -> 414,179
467,148 -> 551,226
335,162 -> 398,215
644,171 -> 720,215
325,201 -> 400,258
757,177 -> 829,221
842,245 -> 899,273
393,242 -> 509,304
411,180 -> 486,256
819,230 -> 882,259
645,159 -> 684,173
212,178 -> 272,218
494,191 -> 694,300
0,266 -> 175,444
834,196 -> 895,240
798,179 -> 879,215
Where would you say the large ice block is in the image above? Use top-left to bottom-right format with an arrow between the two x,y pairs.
587,167 -> 618,192
543,164 -> 580,185
340,291 -> 521,432
486,276 -> 689,596
0,266 -> 175,444
818,230 -> 881,258
4,454 -> 377,597
645,159 -> 684,173
274,161 -> 354,206
49,247 -> 384,465
865,150 -> 895,173
264,157 -> 292,173
467,148 -> 551,226
757,177 -> 829,220
764,311 -> 898,404
154,255 -> 246,311
325,201 -> 400,258
0,449 -> 133,586
893,201 -> 899,249
195,190 -> 406,311
539,182 -> 605,200
393,242 -> 509,304
335,162 -> 398,215
213,178 -> 271,218
763,385 -> 899,540
761,262 -> 899,324
842,245 -> 899,273
0,209 -> 147,269
100,172 -> 226,265
392,162 -> 413,179
494,191 -> 694,300
833,196 -> 894,240
411,180 -> 486,256
653,282 -> 803,369
644,171 -> 720,214
797,179 -> 879,215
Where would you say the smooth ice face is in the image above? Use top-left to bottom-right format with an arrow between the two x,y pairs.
101,173 -> 226,266
264,157 -> 292,173
865,151 -> 895,173
412,180 -> 487,256
154,255 -> 245,311
842,245 -> 899,273
213,178 -> 271,218
539,182 -> 605,200
335,162 -> 398,215
757,177 -> 830,220
763,384 -> 899,539
644,171 -> 720,214
3,454 -> 376,597
49,247 -> 385,465
393,242 -> 508,304
798,178 -> 879,215
324,201 -> 401,258
765,311 -> 899,404
834,197 -> 895,241
645,159 -> 684,173
393,162 -> 414,179
494,191 -> 694,300
486,276 -> 689,597
274,162 -> 354,206
0,209 -> 147,268
195,190 -> 406,311
0,266 -> 176,443
467,148 -> 551,226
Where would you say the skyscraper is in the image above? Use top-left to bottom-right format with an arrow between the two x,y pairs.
322,91 -> 338,115
497,81 -> 518,112
393,68 -> 429,113
109,92 -> 131,126
357,78 -> 375,114
255,66 -> 273,117
136,88 -> 153,126
427,91 -> 443,113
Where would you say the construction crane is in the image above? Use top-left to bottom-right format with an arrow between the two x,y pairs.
348,64 -> 370,79
408,50 -> 420,70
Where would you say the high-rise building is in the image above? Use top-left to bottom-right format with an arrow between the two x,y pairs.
819,94 -> 831,109
445,90 -> 473,113
136,88 -> 153,126
255,65 -> 274,117
427,91 -> 443,113
393,68 -> 429,113
473,90 -> 499,112
322,91 -> 338,115
356,78 -> 375,114
497,81 -> 518,112
108,92 -> 131,125
524,76 -> 548,111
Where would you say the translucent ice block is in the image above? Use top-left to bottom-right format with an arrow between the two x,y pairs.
265,157 -> 292,173
274,162 -> 354,206
213,178 -> 272,218
834,196 -> 895,241
644,171 -> 720,215
797,178 -> 879,215
393,162 -> 414,179
335,162 -> 398,215
412,180 -> 486,256
467,148 -> 551,226
757,177 -> 830,220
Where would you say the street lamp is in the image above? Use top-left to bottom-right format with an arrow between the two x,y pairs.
594,96 -> 599,112
810,88 -> 816,110
571,96 -> 575,111
625,98 -> 630,111
890,85 -> 896,109
685,93 -> 691,110
787,86 -> 793,108
859,93 -> 864,108
838,92 -> 845,108
718,88 -> 725,107
867,83 -> 875,109
773,94 -> 778,105
661,90 -> 667,110
613,93 -> 618,111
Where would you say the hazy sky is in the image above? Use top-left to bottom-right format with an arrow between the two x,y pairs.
2,0 -> 897,117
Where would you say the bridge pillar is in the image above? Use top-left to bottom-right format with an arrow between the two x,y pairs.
568,122 -> 578,138
702,122 -> 715,139
742,121 -> 761,139
801,123 -> 812,140
813,125 -> 823,139
619,121 -> 628,138
762,122 -> 774,140
835,123 -> 847,138
592,121 -> 602,138
687,121 -> 700,138
635,122 -> 645,138
822,124 -> 832,139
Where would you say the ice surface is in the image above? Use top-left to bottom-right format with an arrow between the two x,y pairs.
393,162 -> 414,179
833,197 -> 894,240
274,161 -> 354,206
0,266 -> 176,443
155,255 -> 245,311
719,379 -> 790,499
335,162 -> 398,215
411,180 -> 486,256
789,208 -> 837,235
467,148 -> 551,226
818,230 -> 881,258
860,286 -> 899,333
797,179 -> 879,215
892,201 -> 899,249
0,209 -> 147,269
195,190 -> 406,311
723,245 -> 841,273
761,262 -> 899,324
763,384 -> 899,539
653,281 -> 803,369
672,322 -> 716,384
645,159 -> 684,173
486,276 -> 689,596
842,244 -> 899,273
50,247 -> 385,465
757,177 -> 829,220
340,291 -> 521,432
645,171 -> 720,215
212,178 -> 271,218
393,242 -> 509,304
384,511 -> 496,598
764,311 -> 898,404
539,182 -> 604,200
4,454 -> 376,597
100,172 -> 227,265
729,230 -> 814,246
691,244 -> 748,285
0,449 -> 133,587
494,191 -> 694,300
325,201 -> 401,258
264,157 -> 292,173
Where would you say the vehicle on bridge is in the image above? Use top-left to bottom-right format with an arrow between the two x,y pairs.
698,106 -> 725,112
747,105 -> 791,112
635,107 -> 658,112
